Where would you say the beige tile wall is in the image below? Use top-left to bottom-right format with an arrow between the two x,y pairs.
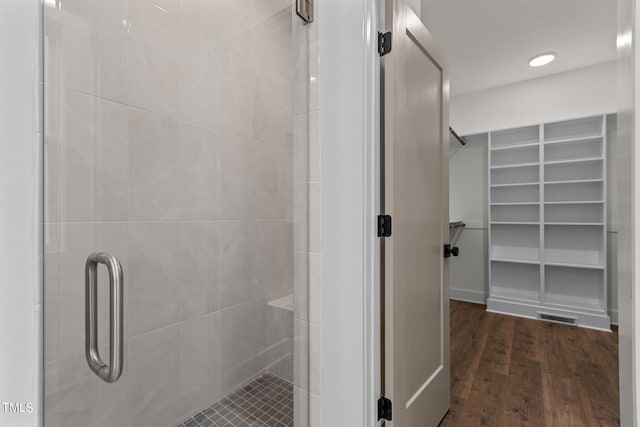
43,1 -> 298,426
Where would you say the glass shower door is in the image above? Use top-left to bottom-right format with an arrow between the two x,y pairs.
43,1 -> 313,426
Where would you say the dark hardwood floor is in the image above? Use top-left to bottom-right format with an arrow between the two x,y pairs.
440,301 -> 619,427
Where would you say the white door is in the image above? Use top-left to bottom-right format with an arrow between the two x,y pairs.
383,2 -> 451,426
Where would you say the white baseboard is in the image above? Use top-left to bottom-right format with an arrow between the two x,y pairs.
450,288 -> 487,305
449,288 -> 619,326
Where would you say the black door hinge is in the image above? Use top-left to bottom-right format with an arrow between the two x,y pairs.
378,31 -> 392,56
378,395 -> 392,421
444,244 -> 460,258
378,215 -> 392,237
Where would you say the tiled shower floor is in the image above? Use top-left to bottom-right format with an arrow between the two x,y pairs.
178,374 -> 294,427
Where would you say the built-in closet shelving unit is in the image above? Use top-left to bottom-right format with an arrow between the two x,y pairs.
487,115 -> 610,331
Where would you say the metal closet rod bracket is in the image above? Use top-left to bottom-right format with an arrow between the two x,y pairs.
450,127 -> 467,146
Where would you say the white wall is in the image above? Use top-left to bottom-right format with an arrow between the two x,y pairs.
449,136 -> 488,303
449,64 -> 619,322
0,1 -> 42,426
320,0 -> 380,425
451,61 -> 617,135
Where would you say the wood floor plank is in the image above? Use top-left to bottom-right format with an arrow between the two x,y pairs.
440,301 -> 619,427
455,369 -> 508,427
450,304 -> 493,400
541,372 -> 589,427
479,314 -> 515,376
502,359 -> 543,427
509,317 -> 540,364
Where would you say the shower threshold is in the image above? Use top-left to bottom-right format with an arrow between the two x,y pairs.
177,373 -> 294,427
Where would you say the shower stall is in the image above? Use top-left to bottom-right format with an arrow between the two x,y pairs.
42,1 -> 314,426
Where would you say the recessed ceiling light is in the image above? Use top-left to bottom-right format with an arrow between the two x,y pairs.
529,53 -> 556,67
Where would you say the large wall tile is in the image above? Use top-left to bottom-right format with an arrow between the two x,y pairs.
56,353 -> 93,427
253,298 -> 269,355
128,109 -> 181,221
252,70 -> 280,146
46,86 -> 129,222
148,0 -> 179,17
50,0 -> 128,102
56,351 -> 130,427
252,8 -> 292,146
178,316 -> 212,420
127,0 -> 179,116
207,310 -> 225,403
127,325 -> 180,427
127,222 -> 181,336
217,221 -> 253,309
220,31 -> 253,138
266,305 -> 293,382
251,221 -> 281,300
252,0 -> 291,28
90,345 -> 131,427
178,23 -> 221,128
218,134 -> 253,219
277,220 -> 294,294
251,142 -> 279,219
178,123 -> 216,220
217,302 -> 259,391
179,222 -> 216,319
179,0 -> 252,42
278,148 -> 294,220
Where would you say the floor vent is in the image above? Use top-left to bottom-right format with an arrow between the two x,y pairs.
538,313 -> 577,326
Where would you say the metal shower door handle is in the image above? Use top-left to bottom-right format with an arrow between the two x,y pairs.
85,252 -> 124,383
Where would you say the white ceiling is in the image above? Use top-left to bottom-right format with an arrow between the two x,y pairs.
420,0 -> 617,96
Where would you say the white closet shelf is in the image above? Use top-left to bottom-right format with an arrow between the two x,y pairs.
491,202 -> 539,206
490,182 -> 539,188
490,162 -> 539,170
544,261 -> 605,270
543,135 -> 603,145
544,178 -> 604,185
491,221 -> 539,225
544,222 -> 604,226
543,157 -> 603,166
544,201 -> 604,205
491,257 -> 540,265
487,114 -> 609,330
490,142 -> 539,151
